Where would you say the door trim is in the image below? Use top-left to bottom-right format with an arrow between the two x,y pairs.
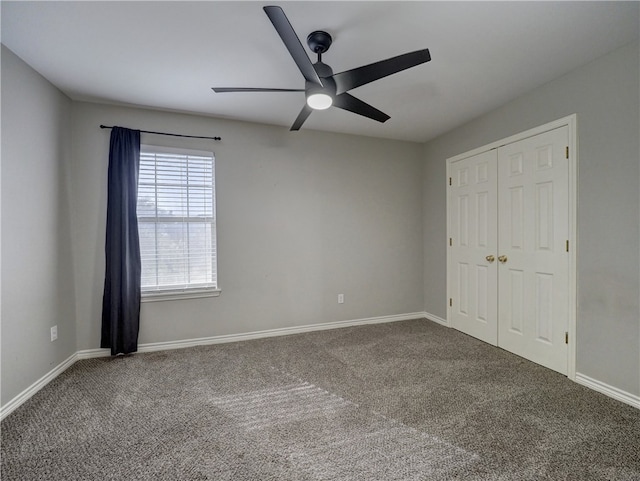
446,114 -> 577,380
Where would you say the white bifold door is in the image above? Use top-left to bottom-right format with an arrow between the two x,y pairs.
448,126 -> 570,374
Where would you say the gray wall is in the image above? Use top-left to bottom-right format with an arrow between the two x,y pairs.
1,46 -> 77,406
423,40 -> 640,396
3,38 -> 638,408
70,102 -> 425,350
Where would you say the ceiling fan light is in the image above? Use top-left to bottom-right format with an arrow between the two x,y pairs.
306,93 -> 333,110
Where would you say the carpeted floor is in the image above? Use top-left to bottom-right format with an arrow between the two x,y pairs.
2,319 -> 639,480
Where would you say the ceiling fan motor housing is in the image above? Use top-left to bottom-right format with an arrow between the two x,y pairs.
313,61 -> 334,80
306,76 -> 336,99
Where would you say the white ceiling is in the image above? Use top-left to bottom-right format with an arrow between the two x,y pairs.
2,1 -> 638,143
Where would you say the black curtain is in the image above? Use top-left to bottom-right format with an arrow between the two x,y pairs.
100,127 -> 141,355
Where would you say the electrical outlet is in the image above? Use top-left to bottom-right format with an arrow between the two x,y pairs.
338,294 -> 344,304
50,326 -> 58,342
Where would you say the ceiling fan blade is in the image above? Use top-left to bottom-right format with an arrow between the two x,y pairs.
212,87 -> 304,93
333,93 -> 390,123
263,6 -> 323,87
333,49 -> 431,95
290,104 -> 313,131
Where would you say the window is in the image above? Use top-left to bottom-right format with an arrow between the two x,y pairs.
137,145 -> 219,300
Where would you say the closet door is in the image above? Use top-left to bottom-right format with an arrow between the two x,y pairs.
497,126 -> 569,374
448,150 -> 498,345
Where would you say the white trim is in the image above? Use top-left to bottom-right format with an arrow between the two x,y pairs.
3,315 -> 637,420
76,348 -> 112,360
423,311 -> 448,327
575,373 -> 640,410
79,312 -> 428,356
447,114 -> 577,163
1,313 -> 427,418
0,353 -> 78,421
141,144 -> 213,158
141,288 -> 221,302
566,114 -> 578,381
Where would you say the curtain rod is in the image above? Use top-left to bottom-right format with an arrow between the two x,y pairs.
100,125 -> 221,141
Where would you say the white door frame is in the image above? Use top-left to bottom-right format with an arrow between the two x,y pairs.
446,114 -> 577,380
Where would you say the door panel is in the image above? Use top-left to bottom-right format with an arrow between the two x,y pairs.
497,126 -> 569,374
448,150 -> 498,345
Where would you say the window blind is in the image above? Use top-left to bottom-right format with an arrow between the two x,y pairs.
137,145 -> 217,293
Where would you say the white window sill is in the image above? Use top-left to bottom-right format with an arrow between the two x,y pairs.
141,288 -> 221,302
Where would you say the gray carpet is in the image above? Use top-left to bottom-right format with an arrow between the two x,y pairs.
2,319 -> 639,480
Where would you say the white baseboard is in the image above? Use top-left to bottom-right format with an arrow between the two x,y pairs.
423,311 -> 448,327
7,315 -> 636,421
76,348 -> 112,359
77,312 -> 428,357
575,373 -> 640,410
149,311 -> 427,352
2,312 -> 427,418
0,353 -> 78,421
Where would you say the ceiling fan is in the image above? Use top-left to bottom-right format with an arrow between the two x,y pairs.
212,5 -> 431,131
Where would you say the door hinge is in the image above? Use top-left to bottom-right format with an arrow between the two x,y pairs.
565,146 -> 569,159
566,240 -> 569,252
449,298 -> 453,307
565,332 -> 569,344
449,177 -> 452,186
449,237 -> 453,246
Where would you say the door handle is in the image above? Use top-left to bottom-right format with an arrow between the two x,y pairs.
485,255 -> 495,263
498,255 -> 508,264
